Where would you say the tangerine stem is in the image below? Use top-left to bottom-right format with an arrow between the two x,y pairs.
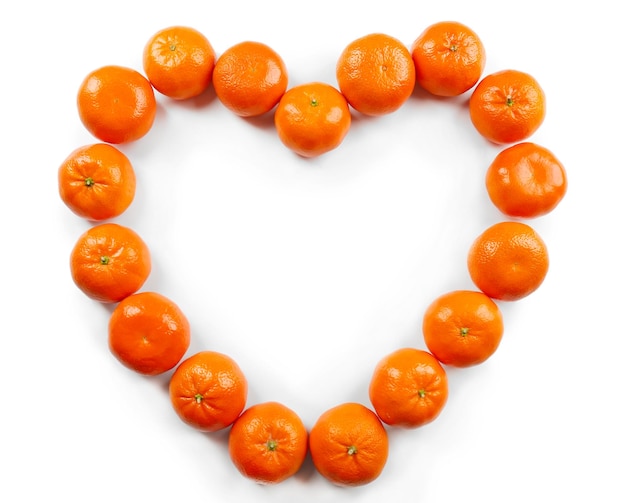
310,98 -> 319,107
506,97 -> 514,107
84,177 -> 95,187
347,445 -> 358,456
418,389 -> 426,398
460,327 -> 469,337
194,393 -> 203,404
267,439 -> 278,451
100,256 -> 110,265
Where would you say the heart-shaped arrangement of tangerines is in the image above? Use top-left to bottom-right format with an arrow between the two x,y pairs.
58,21 -> 567,487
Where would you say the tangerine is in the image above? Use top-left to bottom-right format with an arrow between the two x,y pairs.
213,41 -> 288,117
422,290 -> 504,367
143,25 -> 216,100
485,142 -> 568,218
169,350 -> 247,432
309,402 -> 389,486
469,69 -> 546,144
274,82 -> 351,157
69,223 -> 151,303
369,348 -> 448,428
411,20 -> 486,97
228,401 -> 308,484
336,32 -> 415,116
77,65 -> 157,144
108,292 -> 191,376
467,221 -> 549,301
58,143 -> 136,221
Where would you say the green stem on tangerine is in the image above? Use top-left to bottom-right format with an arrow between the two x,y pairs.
84,177 -> 95,187
100,256 -> 110,265
267,439 -> 278,451
194,393 -> 203,404
418,389 -> 426,398
310,98 -> 319,107
347,445 -> 358,456
460,327 -> 469,337
506,97 -> 514,107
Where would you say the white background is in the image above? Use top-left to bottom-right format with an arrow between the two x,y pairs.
2,1 -> 624,502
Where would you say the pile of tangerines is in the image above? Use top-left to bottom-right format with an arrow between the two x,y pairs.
58,22 -> 567,487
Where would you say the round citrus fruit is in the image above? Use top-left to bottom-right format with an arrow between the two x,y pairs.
369,348 -> 448,428
422,290 -> 504,367
108,292 -> 191,376
485,142 -> 568,218
213,40 -> 288,117
169,350 -> 248,432
69,223 -> 152,303
411,20 -> 486,97
228,401 -> 308,484
58,143 -> 136,221
467,221 -> 549,301
336,32 -> 415,116
143,25 -> 216,100
309,402 -> 389,486
469,69 -> 546,144
77,65 -> 157,144
274,82 -> 351,157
